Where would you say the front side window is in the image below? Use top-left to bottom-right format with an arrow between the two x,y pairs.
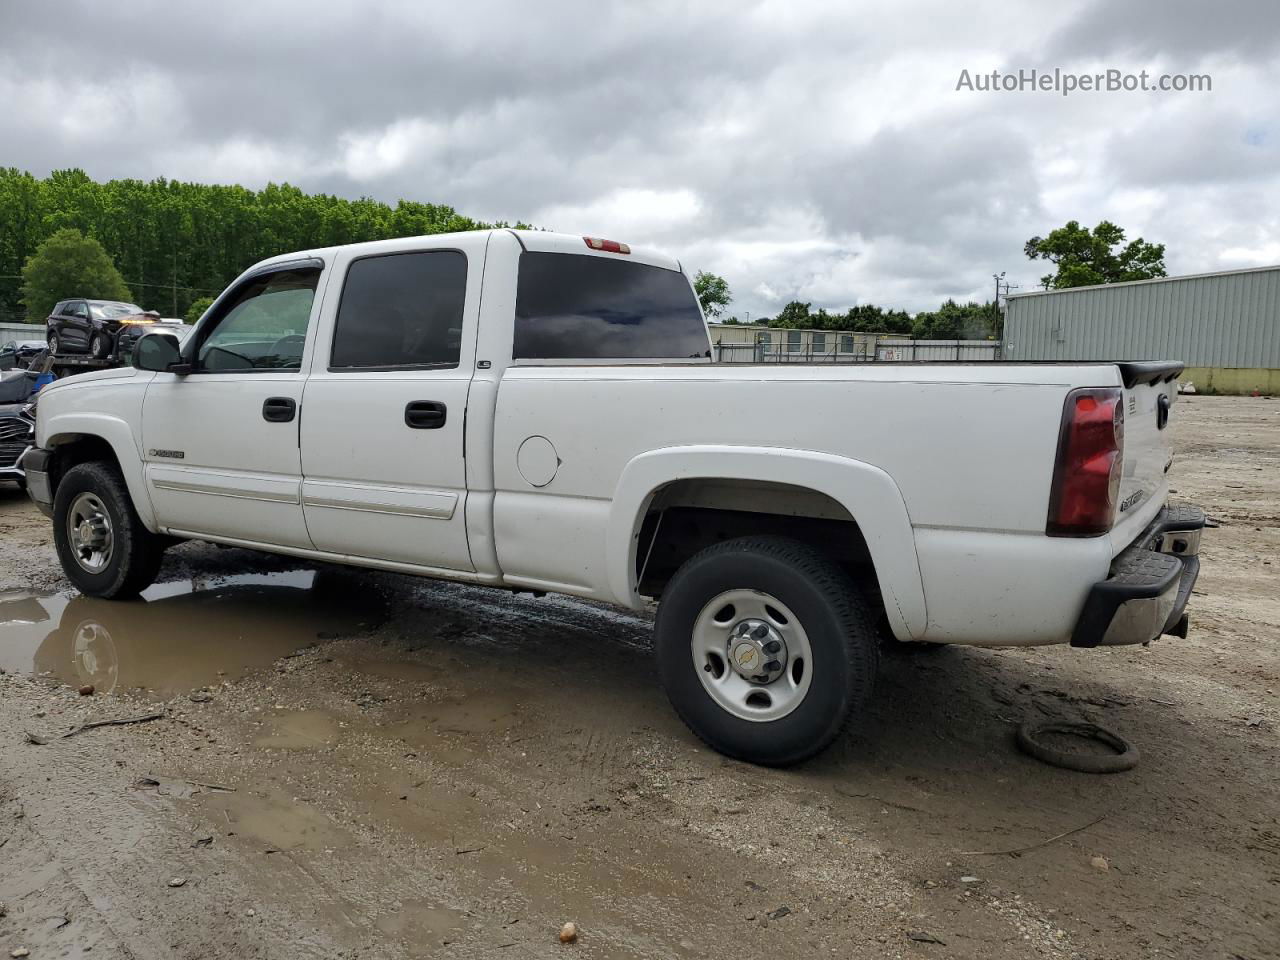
331,251 -> 467,369
68,301 -> 88,319
514,252 -> 709,360
197,268 -> 319,372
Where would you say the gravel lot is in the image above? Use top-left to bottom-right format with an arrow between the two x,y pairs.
1,396 -> 1276,959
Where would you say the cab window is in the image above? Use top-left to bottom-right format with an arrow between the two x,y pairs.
196,267 -> 320,372
513,252 -> 709,360
330,251 -> 467,369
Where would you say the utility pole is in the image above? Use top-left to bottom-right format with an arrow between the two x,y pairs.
172,249 -> 178,317
992,272 -> 1018,313
993,272 -> 1018,348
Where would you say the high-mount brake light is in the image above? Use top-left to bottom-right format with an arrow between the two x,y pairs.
583,237 -> 631,254
1046,387 -> 1125,537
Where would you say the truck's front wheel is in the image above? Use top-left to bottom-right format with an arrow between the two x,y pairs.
53,462 -> 165,599
654,536 -> 878,766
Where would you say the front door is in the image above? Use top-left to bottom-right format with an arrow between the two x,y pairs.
300,244 -> 477,572
141,262 -> 326,548
61,301 -> 90,352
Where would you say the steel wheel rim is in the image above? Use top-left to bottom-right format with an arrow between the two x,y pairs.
66,492 -> 114,573
691,589 -> 814,722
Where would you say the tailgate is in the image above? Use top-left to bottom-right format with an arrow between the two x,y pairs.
1112,362 -> 1182,548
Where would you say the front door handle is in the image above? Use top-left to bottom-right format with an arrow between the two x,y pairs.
262,397 -> 297,423
405,400 -> 447,429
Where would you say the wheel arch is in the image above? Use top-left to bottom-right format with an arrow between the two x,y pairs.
606,445 -> 926,640
44,415 -> 156,530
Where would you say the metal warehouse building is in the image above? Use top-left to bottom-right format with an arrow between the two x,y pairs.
1002,264 -> 1280,394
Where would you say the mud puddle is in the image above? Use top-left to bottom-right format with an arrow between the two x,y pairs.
373,901 -> 469,945
0,568 -> 384,695
192,787 -> 355,852
253,708 -> 343,749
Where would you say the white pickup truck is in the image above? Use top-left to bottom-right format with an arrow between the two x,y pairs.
22,229 -> 1205,764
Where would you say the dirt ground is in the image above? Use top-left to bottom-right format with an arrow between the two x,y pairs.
1,396 -> 1276,960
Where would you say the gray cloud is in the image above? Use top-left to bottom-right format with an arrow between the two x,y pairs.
1047,0 -> 1280,60
2,0 -> 1277,316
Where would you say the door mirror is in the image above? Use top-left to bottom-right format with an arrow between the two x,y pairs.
133,333 -> 190,374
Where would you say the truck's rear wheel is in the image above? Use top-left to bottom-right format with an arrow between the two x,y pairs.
654,536 -> 878,766
53,462 -> 165,599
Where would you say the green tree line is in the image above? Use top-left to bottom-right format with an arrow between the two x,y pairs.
722,297 -> 1001,339
702,218 -> 1164,340
0,167 -> 518,322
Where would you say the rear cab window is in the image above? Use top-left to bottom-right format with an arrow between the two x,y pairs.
330,251 -> 467,370
513,252 -> 710,361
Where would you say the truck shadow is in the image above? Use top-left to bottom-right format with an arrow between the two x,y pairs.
8,551 -> 1268,960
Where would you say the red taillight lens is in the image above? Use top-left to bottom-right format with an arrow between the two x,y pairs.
583,236 -> 631,254
1046,387 -> 1124,537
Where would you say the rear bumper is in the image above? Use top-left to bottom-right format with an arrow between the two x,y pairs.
20,446 -> 54,517
1071,504 -> 1205,648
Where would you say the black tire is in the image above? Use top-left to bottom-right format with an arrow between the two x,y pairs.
52,461 -> 165,599
1016,721 -> 1139,774
90,331 -> 111,359
654,536 -> 878,766
47,330 -> 59,355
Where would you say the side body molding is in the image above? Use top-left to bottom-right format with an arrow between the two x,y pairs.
44,412 -> 157,530
606,445 -> 926,640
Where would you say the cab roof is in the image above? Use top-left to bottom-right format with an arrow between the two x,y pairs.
253,229 -> 683,275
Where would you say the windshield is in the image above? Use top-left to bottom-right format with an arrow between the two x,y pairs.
90,302 -> 144,319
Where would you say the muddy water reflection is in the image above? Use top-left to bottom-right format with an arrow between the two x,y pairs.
0,569 -> 383,695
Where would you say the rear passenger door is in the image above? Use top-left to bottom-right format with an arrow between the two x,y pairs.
300,238 -> 481,572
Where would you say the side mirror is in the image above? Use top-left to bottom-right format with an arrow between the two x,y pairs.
133,333 -> 191,375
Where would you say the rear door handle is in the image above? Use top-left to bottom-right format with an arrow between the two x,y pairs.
405,400 -> 447,429
262,397 -> 297,423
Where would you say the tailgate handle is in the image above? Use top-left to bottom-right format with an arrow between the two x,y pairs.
405,400 -> 447,429
262,397 -> 296,423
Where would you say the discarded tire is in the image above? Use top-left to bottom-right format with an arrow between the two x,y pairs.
1016,721 -> 1139,774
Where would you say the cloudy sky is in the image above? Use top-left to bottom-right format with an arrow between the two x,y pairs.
2,0 -> 1277,317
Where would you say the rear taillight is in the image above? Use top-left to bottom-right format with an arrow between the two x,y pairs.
1046,387 -> 1124,537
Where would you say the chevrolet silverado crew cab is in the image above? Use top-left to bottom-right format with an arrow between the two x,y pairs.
21,229 -> 1205,765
